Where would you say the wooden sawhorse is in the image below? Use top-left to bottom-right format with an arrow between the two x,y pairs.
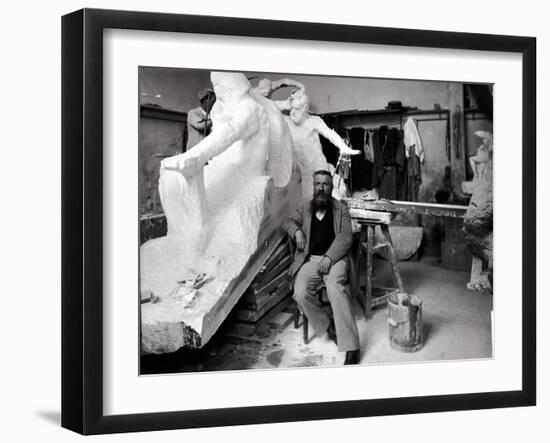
356,215 -> 405,317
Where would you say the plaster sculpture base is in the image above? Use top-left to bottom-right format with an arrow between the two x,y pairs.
140,167 -> 301,354
467,256 -> 492,291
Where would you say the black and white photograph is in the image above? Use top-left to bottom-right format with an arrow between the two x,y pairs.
3,0 -> 546,440
138,68 -> 494,374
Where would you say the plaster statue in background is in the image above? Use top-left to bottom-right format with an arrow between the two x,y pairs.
469,130 -> 493,182
281,88 -> 361,200
463,130 -> 493,292
186,88 -> 216,150
140,72 -> 301,353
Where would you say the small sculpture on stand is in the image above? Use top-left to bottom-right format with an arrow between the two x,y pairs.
463,130 -> 493,292
462,130 -> 493,195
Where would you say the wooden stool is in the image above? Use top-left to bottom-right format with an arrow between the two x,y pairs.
356,214 -> 405,317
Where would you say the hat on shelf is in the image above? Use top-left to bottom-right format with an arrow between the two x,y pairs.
385,100 -> 403,110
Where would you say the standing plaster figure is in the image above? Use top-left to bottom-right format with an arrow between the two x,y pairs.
281,88 -> 361,200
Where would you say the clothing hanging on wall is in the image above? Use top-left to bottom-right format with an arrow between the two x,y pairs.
373,126 -> 408,200
452,105 -> 462,159
403,117 -> 425,162
364,130 -> 374,162
317,110 -> 429,201
382,127 -> 400,166
370,128 -> 384,190
407,145 -> 422,201
396,129 -> 407,200
349,127 -> 372,191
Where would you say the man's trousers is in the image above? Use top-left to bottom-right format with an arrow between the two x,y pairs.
293,255 -> 360,352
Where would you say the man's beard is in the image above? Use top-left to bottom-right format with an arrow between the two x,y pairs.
312,191 -> 330,210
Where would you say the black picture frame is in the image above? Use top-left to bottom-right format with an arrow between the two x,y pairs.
61,8 -> 536,435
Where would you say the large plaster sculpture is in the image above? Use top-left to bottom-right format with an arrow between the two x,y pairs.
463,130 -> 493,291
280,88 -> 360,200
140,72 -> 301,353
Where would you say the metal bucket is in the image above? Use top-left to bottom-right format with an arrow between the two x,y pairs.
387,292 -> 423,352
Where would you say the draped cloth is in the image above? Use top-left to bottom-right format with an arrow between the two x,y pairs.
403,117 -> 425,163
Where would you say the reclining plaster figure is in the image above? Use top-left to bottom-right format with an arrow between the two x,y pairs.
140,72 -> 299,352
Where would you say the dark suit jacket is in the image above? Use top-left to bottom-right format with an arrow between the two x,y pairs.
283,197 -> 353,278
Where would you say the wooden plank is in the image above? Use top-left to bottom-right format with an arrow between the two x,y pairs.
140,104 -> 187,122
234,283 -> 292,322
226,294 -> 294,337
247,268 -> 290,299
349,209 -> 392,224
256,241 -> 290,278
252,255 -> 292,291
256,293 -> 294,329
241,279 -> 290,311
345,198 -> 467,219
366,225 -> 375,316
268,312 -> 295,331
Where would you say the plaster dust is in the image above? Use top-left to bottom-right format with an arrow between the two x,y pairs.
140,257 -> 493,373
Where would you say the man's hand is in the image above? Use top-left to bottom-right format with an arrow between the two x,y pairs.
317,256 -> 332,275
294,229 -> 306,252
198,118 -> 212,128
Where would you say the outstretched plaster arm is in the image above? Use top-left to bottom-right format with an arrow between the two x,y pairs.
313,117 -> 361,156
258,77 -> 304,97
161,107 -> 258,176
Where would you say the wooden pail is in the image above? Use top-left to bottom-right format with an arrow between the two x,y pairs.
387,292 -> 423,352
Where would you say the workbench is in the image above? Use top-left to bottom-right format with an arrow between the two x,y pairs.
345,198 -> 468,316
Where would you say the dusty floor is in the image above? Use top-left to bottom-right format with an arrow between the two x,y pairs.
141,257 -> 493,374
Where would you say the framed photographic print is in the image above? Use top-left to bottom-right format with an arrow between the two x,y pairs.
62,8 -> 536,435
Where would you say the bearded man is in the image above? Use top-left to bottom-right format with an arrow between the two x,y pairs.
283,170 -> 361,365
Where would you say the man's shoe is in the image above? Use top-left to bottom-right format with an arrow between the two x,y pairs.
344,349 -> 361,365
327,319 -> 337,345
